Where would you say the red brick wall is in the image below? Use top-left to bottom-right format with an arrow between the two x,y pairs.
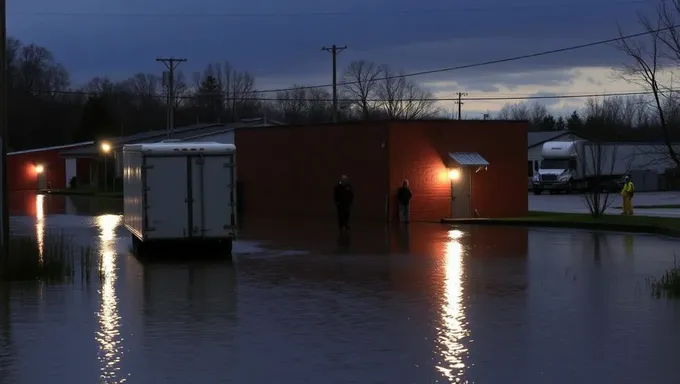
235,122 -> 390,221
388,121 -> 528,221
7,149 -> 66,191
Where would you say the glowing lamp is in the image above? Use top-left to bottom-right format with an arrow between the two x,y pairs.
34,164 -> 44,174
448,168 -> 460,180
100,142 -> 111,153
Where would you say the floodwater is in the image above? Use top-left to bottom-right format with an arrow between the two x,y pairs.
1,192 -> 680,383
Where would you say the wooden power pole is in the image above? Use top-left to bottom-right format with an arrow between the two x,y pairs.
321,45 -> 346,123
455,92 -> 468,121
156,57 -> 187,137
0,0 -> 8,259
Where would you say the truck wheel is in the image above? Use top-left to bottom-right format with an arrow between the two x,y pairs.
533,189 -> 542,195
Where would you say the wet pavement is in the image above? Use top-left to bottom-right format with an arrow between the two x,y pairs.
529,191 -> 680,217
1,192 -> 680,383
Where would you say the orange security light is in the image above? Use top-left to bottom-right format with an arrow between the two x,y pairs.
100,142 -> 111,153
448,168 -> 460,180
34,164 -> 44,174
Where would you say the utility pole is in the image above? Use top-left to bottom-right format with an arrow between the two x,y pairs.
156,57 -> 187,138
0,0 -> 8,259
321,45 -> 346,123
455,92 -> 468,121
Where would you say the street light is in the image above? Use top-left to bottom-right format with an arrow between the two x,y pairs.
34,164 -> 44,174
100,142 -> 111,192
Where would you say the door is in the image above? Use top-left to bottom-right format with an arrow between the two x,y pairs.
37,172 -> 47,190
144,156 -> 189,239
191,155 -> 235,239
451,167 -> 472,218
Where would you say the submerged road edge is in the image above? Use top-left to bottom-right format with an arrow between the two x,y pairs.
440,215 -> 680,238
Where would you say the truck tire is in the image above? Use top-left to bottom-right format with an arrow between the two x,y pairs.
533,189 -> 543,195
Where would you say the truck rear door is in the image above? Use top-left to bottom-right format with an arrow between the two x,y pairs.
144,156 -> 189,238
190,154 -> 236,238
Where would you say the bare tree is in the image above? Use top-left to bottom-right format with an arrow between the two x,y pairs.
497,102 -> 531,120
577,140 -> 627,217
215,62 -> 257,121
274,85 -> 333,123
342,60 -> 381,120
615,4 -> 680,166
376,64 -> 438,119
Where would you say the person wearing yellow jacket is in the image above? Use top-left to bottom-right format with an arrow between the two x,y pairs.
620,175 -> 635,215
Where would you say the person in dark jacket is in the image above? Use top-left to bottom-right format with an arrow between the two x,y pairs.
334,175 -> 354,230
397,179 -> 412,223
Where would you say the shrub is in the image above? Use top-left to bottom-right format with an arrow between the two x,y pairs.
0,234 -> 95,283
649,264 -> 680,298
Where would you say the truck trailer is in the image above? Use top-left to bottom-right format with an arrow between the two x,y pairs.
531,140 -> 671,194
123,142 -> 237,254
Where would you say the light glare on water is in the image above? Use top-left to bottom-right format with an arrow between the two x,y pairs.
3,193 -> 680,383
436,229 -> 470,382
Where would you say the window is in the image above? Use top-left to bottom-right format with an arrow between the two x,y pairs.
528,161 -> 534,177
540,159 -> 569,170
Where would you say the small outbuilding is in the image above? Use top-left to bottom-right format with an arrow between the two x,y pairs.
8,142 -> 94,191
234,120 -> 528,222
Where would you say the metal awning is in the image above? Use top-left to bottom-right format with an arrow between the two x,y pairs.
448,152 -> 489,166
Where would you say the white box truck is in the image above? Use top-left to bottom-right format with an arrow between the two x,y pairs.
123,142 -> 237,253
532,140 -> 633,194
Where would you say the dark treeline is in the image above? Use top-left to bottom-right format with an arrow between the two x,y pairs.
496,95 -> 680,142
7,38 -> 440,151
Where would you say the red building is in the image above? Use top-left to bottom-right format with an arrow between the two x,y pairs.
8,142 -> 94,191
234,120 -> 528,222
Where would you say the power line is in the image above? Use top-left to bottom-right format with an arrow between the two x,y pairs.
8,1 -> 652,18
32,88 -> 663,102
246,24 -> 678,94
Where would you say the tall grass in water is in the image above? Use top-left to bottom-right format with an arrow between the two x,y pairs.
648,261 -> 680,298
0,234 -> 96,283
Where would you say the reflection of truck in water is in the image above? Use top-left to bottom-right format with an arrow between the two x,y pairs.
142,262 -> 237,328
532,140 -> 674,195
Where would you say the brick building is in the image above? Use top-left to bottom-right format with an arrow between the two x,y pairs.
8,142 -> 94,191
234,120 -> 528,222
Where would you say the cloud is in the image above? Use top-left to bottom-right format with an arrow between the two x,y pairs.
6,0 -> 658,113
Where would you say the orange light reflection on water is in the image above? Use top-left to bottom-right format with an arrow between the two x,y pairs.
95,214 -> 126,383
35,194 -> 45,262
435,229 -> 470,383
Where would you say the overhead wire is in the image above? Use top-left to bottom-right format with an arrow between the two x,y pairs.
10,6 -> 674,98
36,88 -> 661,102
8,0 -> 654,18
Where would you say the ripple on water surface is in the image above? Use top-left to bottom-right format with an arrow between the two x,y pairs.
1,204 -> 680,383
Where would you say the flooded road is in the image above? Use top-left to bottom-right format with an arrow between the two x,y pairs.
1,192 -> 680,383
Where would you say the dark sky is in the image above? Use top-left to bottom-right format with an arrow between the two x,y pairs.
8,0 -> 658,114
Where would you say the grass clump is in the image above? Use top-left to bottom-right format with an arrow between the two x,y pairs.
0,233 -> 96,283
648,263 -> 680,298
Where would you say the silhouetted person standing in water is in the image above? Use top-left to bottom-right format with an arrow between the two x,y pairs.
334,174 -> 354,231
397,179 -> 412,223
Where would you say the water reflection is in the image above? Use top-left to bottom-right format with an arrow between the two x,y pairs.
436,229 -> 470,383
35,194 -> 44,260
95,214 -> 126,383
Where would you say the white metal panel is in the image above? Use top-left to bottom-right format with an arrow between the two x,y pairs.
123,151 -> 144,239
191,155 -> 235,239
124,142 -> 235,154
186,130 -> 234,144
541,141 -> 576,159
145,157 -> 189,239
65,158 -> 76,186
